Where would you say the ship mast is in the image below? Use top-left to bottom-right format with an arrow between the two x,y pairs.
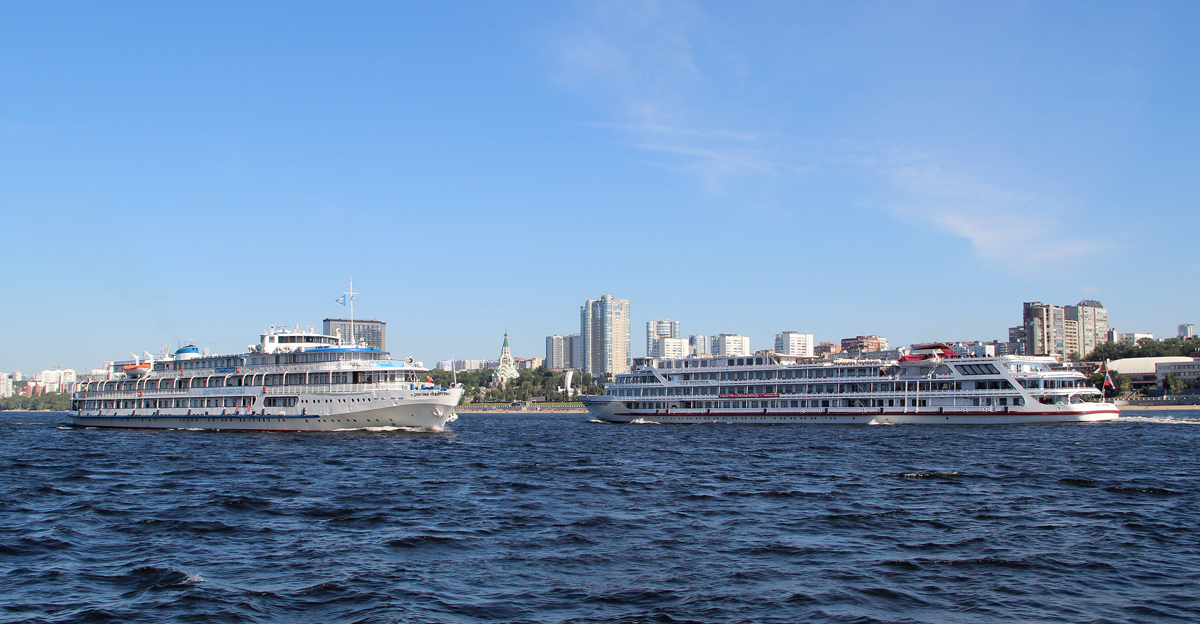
344,278 -> 359,347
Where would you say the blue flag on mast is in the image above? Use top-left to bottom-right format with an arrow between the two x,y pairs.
336,295 -> 347,306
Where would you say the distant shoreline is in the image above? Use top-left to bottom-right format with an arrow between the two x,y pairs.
457,408 -> 588,414
1118,404 -> 1200,411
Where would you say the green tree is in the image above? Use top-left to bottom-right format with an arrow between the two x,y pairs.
426,366 -> 605,405
1084,337 -> 1200,362
0,392 -> 72,411
1163,373 -> 1180,395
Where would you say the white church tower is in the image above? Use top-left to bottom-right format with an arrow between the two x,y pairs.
495,332 -> 519,387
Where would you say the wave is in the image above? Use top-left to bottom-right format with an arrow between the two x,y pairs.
327,425 -> 429,432
123,566 -> 204,591
887,471 -> 962,479
386,535 -> 461,549
1117,415 -> 1200,424
1105,485 -> 1180,496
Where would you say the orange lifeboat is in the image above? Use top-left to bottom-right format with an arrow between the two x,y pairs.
123,362 -> 152,378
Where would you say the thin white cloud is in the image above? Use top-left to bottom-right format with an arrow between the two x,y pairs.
548,2 -> 1111,268
550,1 -> 778,185
586,121 -> 762,143
610,129 -> 782,178
860,146 -> 1110,265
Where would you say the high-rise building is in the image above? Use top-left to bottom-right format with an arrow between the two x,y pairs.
546,335 -> 568,369
567,333 -> 583,369
1063,318 -> 1080,357
1065,300 -> 1108,359
774,332 -> 815,357
581,294 -> 631,376
711,334 -> 751,357
546,333 -> 583,369
1022,302 -> 1066,357
37,369 -> 76,393
323,318 -> 386,351
688,334 -> 710,356
840,335 -> 889,354
1180,324 -> 1196,339
651,337 -> 688,359
1008,326 -> 1028,353
1021,300 -> 1108,359
646,318 -> 681,355
0,372 -> 12,398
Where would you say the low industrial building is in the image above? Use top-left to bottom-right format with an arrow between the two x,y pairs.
1108,357 -> 1194,392
1156,358 -> 1200,390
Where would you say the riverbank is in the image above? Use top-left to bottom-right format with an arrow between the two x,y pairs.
1118,404 -> 1200,411
456,407 -> 588,414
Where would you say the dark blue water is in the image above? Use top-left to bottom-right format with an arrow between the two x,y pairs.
2,411 -> 1198,623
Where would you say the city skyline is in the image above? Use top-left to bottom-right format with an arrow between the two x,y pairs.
2,2 -> 1198,374
2,292 -> 1194,374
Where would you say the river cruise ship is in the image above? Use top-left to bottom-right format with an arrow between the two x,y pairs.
582,344 -> 1118,425
70,324 -> 462,432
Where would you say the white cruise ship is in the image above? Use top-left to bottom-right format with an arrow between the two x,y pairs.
582,344 -> 1119,425
70,324 -> 462,432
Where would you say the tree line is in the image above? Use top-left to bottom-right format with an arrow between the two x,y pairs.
426,367 -> 606,405
1084,337 -> 1200,362
0,393 -> 72,411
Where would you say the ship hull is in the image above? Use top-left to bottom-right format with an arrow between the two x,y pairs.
583,396 -> 1119,425
72,390 -> 462,432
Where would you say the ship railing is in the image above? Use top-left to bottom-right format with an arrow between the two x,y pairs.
664,405 -> 1012,415
81,382 -> 439,397
75,388 -> 190,398
262,382 -> 439,395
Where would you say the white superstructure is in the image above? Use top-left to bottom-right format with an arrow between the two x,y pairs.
70,324 -> 462,432
582,343 -> 1119,425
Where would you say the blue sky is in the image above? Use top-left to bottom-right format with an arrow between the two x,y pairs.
2,1 -> 1197,374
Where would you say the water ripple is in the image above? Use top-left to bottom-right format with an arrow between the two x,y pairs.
1,410 -> 1199,623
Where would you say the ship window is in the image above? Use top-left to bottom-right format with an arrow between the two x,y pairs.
955,364 -> 1000,375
